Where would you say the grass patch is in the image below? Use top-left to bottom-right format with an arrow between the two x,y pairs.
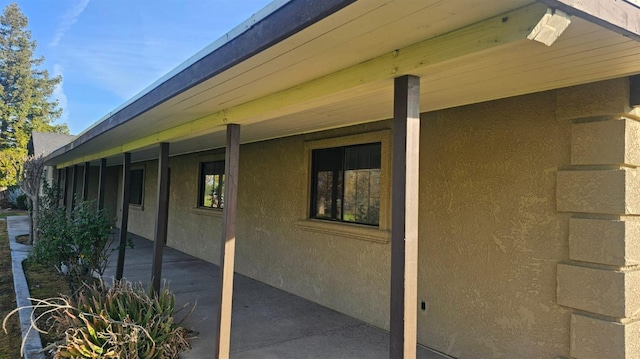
15,234 -> 29,245
0,210 -> 27,219
0,220 -> 21,359
0,215 -> 71,357
23,258 -> 71,348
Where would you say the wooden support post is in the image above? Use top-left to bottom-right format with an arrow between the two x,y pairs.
71,165 -> 80,213
390,75 -> 420,359
115,153 -> 131,281
62,167 -> 69,208
215,124 -> 240,359
82,162 -> 90,201
151,143 -> 170,293
55,169 -> 62,206
98,158 -> 107,211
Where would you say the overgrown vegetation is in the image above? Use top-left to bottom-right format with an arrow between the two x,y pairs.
30,182 -> 114,294
54,280 -> 192,358
3,183 -> 193,358
3,186 -> 28,210
5,280 -> 193,359
0,208 -> 26,219
0,220 -> 21,359
22,257 -> 70,348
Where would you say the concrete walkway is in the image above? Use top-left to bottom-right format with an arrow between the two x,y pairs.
103,234 -> 451,359
6,214 -> 450,359
6,215 -> 45,359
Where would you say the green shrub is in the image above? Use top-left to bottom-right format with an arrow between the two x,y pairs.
6,186 -> 27,209
15,193 -> 27,210
50,280 -> 193,358
31,182 -> 115,294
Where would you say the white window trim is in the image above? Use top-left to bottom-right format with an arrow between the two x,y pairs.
297,129 -> 392,243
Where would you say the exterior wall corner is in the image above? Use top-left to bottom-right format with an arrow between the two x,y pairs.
556,78 -> 640,359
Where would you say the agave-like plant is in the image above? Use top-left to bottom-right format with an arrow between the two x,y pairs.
3,279 -> 195,359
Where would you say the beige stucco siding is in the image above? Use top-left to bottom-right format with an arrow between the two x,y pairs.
123,120 -> 394,330
419,91 -> 571,358
125,161 -> 159,239
116,82 -> 637,358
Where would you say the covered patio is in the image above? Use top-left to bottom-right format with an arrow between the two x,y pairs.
102,234 -> 449,359
42,0 -> 640,358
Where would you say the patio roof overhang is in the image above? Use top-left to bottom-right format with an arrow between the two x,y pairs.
45,0 -> 640,168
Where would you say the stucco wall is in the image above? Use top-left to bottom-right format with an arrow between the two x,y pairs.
125,121 -> 394,330
419,92 -> 570,358
126,161 -> 158,239
115,79 -> 640,358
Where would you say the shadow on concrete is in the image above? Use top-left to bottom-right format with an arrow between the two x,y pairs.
103,233 -> 451,359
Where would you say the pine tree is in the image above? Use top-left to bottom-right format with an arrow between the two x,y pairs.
0,3 -> 68,186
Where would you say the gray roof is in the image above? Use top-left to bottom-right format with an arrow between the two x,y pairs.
28,132 -> 76,157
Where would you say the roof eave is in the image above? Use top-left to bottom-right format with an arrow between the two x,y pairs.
44,0 -> 356,165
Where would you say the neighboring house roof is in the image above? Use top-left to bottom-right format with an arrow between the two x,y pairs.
28,132 -> 76,158
44,0 -> 640,168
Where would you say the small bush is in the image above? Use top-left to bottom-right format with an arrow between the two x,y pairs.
31,182 -> 115,294
6,186 -> 26,209
15,193 -> 27,210
50,280 -> 193,358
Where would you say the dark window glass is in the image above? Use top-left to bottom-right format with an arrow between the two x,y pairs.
311,143 -> 381,226
199,161 -> 225,209
129,169 -> 144,205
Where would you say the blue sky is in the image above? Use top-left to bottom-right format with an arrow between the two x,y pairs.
3,0 -> 273,134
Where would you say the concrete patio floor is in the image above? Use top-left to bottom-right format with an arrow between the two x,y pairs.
103,234 -> 451,359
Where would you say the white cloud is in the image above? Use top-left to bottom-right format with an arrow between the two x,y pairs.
52,64 -> 69,123
50,0 -> 90,47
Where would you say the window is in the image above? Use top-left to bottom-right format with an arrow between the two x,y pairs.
199,161 -> 225,209
129,169 -> 144,205
311,142 -> 381,226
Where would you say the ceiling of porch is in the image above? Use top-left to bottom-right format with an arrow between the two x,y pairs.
48,0 -> 640,167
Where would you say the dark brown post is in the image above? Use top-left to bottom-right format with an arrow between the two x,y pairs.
82,161 -> 90,201
62,167 -> 69,208
71,164 -> 80,212
55,169 -> 62,205
390,75 -> 420,359
98,158 -> 107,211
115,153 -> 131,280
151,143 -> 170,293
215,124 -> 240,359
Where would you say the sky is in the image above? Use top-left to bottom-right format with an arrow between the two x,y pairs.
2,0 -> 273,135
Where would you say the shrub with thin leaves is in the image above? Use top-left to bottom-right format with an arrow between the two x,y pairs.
31,182 -> 115,294
52,280 -> 193,358
2,280 -> 194,358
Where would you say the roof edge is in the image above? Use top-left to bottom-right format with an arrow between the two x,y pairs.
46,0 -> 356,165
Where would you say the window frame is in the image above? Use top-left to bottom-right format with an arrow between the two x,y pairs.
129,167 -> 145,207
298,130 -> 392,243
197,159 -> 226,210
310,142 -> 382,226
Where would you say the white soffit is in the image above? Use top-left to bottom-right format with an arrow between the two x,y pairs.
54,0 -> 640,165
